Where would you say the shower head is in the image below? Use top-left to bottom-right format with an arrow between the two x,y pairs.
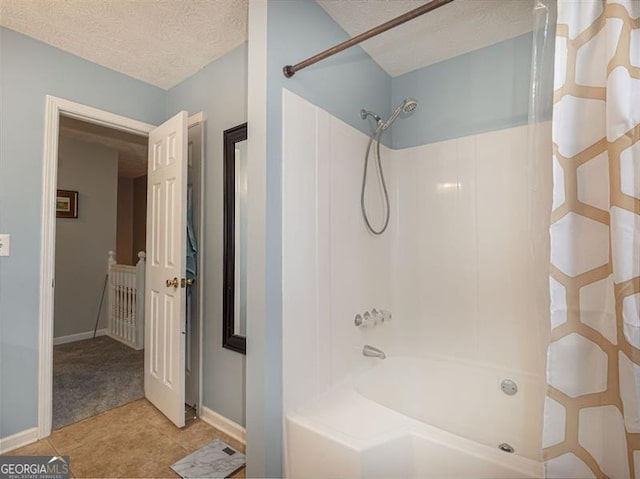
382,97 -> 419,130
402,98 -> 418,113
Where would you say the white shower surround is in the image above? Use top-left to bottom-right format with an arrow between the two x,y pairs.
282,89 -> 552,477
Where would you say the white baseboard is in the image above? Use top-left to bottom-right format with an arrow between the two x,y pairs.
53,328 -> 107,345
200,406 -> 246,445
0,427 -> 39,454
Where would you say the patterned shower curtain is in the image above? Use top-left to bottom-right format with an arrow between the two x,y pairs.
544,0 -> 640,478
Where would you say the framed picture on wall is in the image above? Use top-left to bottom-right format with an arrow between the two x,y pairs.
56,190 -> 78,218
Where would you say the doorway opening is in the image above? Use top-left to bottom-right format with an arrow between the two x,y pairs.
52,116 -> 149,429
39,96 -> 204,438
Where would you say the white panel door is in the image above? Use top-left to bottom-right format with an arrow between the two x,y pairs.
145,111 -> 188,428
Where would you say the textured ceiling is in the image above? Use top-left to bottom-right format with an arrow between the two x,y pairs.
60,117 -> 148,178
316,0 -> 536,77
0,0 -> 248,89
0,0 -> 533,87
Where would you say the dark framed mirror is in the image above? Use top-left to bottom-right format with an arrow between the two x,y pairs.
223,123 -> 247,354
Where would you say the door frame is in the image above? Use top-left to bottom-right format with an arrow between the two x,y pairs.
38,96 -> 204,438
186,114 -> 205,416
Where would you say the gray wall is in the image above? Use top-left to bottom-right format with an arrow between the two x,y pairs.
116,176 -> 147,266
0,26 -> 166,439
116,177 -> 134,265
131,176 -> 147,266
54,137 -> 118,338
167,44 -> 248,427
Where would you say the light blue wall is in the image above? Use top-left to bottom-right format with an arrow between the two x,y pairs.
167,43 -> 248,427
0,27 -> 166,439
248,1 -> 392,476
268,2 -> 392,139
391,33 -> 544,149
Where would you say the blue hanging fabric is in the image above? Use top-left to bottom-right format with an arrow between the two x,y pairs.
186,184 -> 198,280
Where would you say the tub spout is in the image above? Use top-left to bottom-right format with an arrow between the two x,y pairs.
362,344 -> 386,359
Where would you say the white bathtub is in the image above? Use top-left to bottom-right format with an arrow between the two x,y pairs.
286,356 -> 544,479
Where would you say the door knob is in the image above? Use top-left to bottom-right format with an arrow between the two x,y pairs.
166,277 -> 179,288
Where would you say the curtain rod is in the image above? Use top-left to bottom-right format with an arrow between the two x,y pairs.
283,0 -> 455,78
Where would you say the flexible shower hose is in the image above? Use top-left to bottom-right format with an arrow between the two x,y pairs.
361,127 -> 390,235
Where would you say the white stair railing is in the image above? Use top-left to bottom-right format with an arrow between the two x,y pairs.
107,250 -> 145,350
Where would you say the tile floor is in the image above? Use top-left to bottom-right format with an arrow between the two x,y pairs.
4,399 -> 246,479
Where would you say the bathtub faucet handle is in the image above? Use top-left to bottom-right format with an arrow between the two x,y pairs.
355,312 -> 373,327
371,309 -> 383,324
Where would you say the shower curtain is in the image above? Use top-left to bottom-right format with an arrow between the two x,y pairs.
544,1 -> 640,478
